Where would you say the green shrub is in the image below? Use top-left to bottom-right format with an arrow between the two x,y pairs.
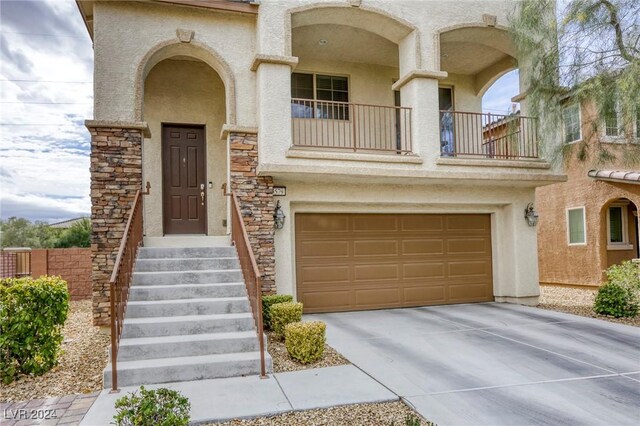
605,260 -> 640,293
270,301 -> 303,338
0,275 -> 69,384
113,386 -> 190,426
594,282 -> 638,318
284,321 -> 326,364
262,294 -> 293,329
593,261 -> 640,318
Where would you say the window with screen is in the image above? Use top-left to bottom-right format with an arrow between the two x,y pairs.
567,207 -> 586,245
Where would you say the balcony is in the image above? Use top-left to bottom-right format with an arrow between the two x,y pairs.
440,111 -> 539,160
291,99 -> 412,154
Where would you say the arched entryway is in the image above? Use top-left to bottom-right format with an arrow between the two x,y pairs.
139,44 -> 229,236
601,198 -> 639,270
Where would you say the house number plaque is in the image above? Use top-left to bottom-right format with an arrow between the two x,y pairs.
273,186 -> 286,196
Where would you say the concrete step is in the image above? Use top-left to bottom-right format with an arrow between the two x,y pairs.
121,313 -> 255,338
104,351 -> 272,388
129,283 -> 247,301
144,236 -> 231,248
126,297 -> 251,318
135,257 -> 240,272
132,270 -> 243,285
138,246 -> 237,259
117,331 -> 262,361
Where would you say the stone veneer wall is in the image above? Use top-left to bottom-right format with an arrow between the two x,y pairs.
88,126 -> 143,326
229,132 -> 276,294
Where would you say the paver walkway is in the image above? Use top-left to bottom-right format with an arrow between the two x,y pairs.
309,303 -> 640,426
80,365 -> 396,425
1,392 -> 99,426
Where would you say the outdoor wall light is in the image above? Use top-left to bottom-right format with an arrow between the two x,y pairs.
274,201 -> 286,229
524,203 -> 539,227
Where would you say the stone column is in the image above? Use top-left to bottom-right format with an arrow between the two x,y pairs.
228,131 -> 276,294
87,121 -> 145,327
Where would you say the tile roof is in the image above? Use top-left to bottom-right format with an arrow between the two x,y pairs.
588,169 -> 640,184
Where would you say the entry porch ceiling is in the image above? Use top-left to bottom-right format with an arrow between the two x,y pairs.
292,24 -> 399,69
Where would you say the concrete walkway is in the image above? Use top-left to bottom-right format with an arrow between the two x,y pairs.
309,303 -> 640,426
80,365 -> 396,425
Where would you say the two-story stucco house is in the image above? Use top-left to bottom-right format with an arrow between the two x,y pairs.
537,97 -> 640,288
76,0 -> 566,388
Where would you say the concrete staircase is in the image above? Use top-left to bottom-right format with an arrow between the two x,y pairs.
103,238 -> 272,388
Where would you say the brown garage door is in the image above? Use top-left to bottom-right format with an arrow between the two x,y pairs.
295,213 -> 493,313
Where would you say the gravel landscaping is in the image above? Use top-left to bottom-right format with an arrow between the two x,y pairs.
214,401 -> 431,426
267,332 -> 350,373
1,300 -> 110,403
537,285 -> 640,327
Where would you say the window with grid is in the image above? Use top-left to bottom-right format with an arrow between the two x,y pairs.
604,101 -> 623,137
563,104 -> 581,143
567,207 -> 586,245
291,73 -> 349,120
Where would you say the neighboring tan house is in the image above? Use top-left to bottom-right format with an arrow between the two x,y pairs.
76,0 -> 566,388
536,98 -> 640,287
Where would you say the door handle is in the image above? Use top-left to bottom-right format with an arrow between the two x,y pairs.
200,191 -> 205,205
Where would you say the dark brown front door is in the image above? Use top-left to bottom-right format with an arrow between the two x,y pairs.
162,125 -> 207,235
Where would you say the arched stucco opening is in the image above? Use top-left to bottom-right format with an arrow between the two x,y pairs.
286,4 -> 417,153
438,25 -> 518,97
599,197 -> 640,274
135,40 -> 236,124
141,53 -> 229,237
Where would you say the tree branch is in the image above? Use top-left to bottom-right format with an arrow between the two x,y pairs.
598,0 -> 639,62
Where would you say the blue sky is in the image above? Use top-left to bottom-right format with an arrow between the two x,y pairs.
0,0 -> 519,223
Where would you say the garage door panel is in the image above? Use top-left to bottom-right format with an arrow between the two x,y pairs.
449,283 -> 492,301
446,215 -> 490,231
402,239 -> 445,255
400,215 -> 444,232
404,286 -> 447,304
299,240 -> 350,258
355,288 -> 401,307
299,265 -> 350,284
302,291 -> 352,312
296,213 -> 493,313
447,260 -> 491,278
447,238 -> 490,255
354,264 -> 399,281
352,215 -> 399,232
403,262 -> 446,279
353,240 -> 398,257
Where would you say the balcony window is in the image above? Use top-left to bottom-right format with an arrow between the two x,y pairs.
291,73 -> 349,120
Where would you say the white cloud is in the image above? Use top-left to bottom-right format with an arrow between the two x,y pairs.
0,0 -> 93,223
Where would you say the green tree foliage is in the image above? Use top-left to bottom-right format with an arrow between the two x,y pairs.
53,218 -> 91,248
0,217 -> 89,248
113,386 -> 191,426
510,0 -> 640,164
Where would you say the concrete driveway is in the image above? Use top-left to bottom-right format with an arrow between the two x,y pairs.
308,303 -> 640,426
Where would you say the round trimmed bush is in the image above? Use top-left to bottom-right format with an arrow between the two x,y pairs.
284,321 -> 326,364
270,301 -> 303,338
594,282 -> 638,318
262,294 -> 293,330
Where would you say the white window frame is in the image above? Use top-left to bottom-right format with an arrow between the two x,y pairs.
566,206 -> 587,246
563,103 -> 582,144
607,202 -> 633,250
602,100 -> 625,142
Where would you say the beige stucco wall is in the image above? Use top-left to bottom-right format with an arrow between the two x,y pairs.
143,59 -> 228,236
93,1 -> 257,126
272,180 -> 540,303
536,99 -> 640,286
